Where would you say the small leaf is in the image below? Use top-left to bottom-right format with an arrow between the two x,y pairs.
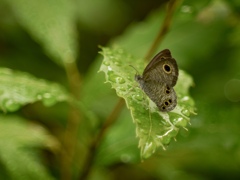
99,46 -> 196,159
4,0 -> 78,65
0,68 -> 68,112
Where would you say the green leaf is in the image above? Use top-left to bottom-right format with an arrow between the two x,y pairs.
99,46 -> 196,159
0,115 -> 58,180
4,0 -> 78,65
0,68 -> 68,112
95,108 -> 139,165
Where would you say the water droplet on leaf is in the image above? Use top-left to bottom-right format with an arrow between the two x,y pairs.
103,61 -> 110,66
139,128 -> 148,135
108,72 -> 125,84
42,93 -> 56,106
4,99 -> 20,112
114,61 -> 121,66
117,86 -> 127,93
108,72 -> 118,82
107,66 -> 113,71
181,109 -> 190,116
116,77 -> 125,84
181,5 -> 193,13
37,94 -> 42,100
120,154 -> 131,163
181,96 -> 189,101
173,117 -> 188,127
132,94 -> 143,101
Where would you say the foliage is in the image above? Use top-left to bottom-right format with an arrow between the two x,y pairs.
0,0 -> 240,179
99,46 -> 195,158
0,68 -> 68,112
0,116 -> 57,180
7,0 -> 78,65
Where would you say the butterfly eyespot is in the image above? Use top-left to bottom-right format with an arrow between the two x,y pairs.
165,101 -> 169,106
162,106 -> 166,110
165,86 -> 171,94
163,64 -> 171,74
168,99 -> 172,103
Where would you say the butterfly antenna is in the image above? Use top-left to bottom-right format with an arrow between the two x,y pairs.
129,65 -> 140,75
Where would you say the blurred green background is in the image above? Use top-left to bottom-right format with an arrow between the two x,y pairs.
0,0 -> 240,179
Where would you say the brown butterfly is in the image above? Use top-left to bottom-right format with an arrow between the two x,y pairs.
135,49 -> 178,112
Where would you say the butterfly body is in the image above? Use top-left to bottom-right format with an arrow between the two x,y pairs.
135,49 -> 178,112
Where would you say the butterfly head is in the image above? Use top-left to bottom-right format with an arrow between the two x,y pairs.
129,65 -> 142,80
135,74 -> 142,82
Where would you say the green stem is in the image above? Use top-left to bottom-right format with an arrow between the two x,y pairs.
79,98 -> 125,180
60,61 -> 82,180
144,0 -> 182,61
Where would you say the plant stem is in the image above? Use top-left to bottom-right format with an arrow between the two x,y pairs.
144,0 -> 182,61
78,0 -> 181,179
79,98 -> 125,180
60,61 -> 82,180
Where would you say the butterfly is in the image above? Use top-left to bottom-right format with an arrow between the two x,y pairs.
135,49 -> 178,112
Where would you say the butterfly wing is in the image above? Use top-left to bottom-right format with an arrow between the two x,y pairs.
142,49 -> 178,87
136,49 -> 178,112
138,79 -> 177,112
143,49 -> 171,74
156,83 -> 177,112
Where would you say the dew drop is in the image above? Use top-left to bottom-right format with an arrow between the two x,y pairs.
116,77 -> 125,84
108,73 -> 125,84
103,61 -> 110,66
181,109 -> 190,116
181,5 -> 193,13
127,76 -> 132,80
134,118 -> 142,124
36,94 -> 42,100
181,96 -> 190,101
4,99 -> 20,112
42,93 -> 56,106
117,86 -> 127,92
107,66 -> 112,71
173,117 -> 187,127
139,128 -> 148,135
120,154 -> 131,163
108,72 -> 117,82
132,94 -> 143,101
114,61 -> 121,66
177,117 -> 183,121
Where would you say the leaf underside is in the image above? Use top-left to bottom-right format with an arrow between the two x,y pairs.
99,46 -> 196,159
